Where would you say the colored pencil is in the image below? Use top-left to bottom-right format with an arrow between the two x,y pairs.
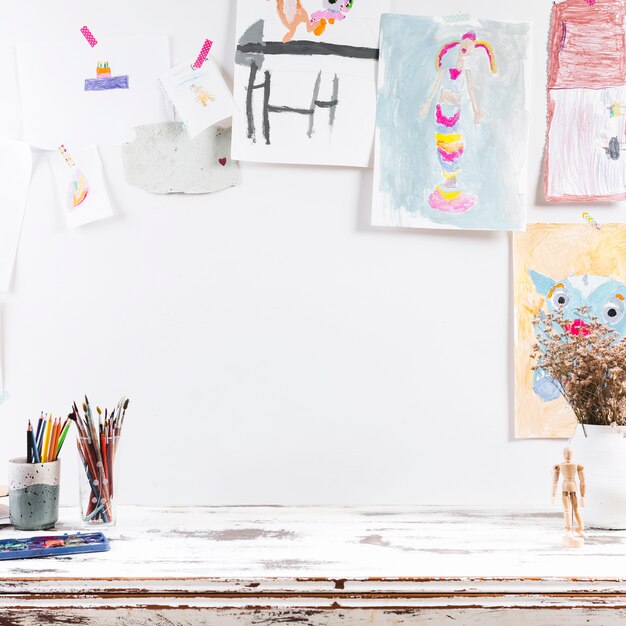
41,417 -> 52,463
27,421 -> 33,463
32,429 -> 41,464
25,413 -> 68,464
34,413 -> 44,447
56,419 -> 71,458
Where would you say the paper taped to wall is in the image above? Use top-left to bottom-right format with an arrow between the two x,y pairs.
49,145 -> 114,228
17,36 -> 171,149
160,58 -> 235,138
0,139 -> 32,292
372,14 -> 530,231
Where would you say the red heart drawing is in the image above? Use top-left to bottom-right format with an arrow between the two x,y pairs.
219,158 -> 227,166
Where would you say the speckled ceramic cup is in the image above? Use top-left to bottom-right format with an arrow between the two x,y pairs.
8,458 -> 60,530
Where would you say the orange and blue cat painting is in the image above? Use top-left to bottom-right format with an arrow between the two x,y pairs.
514,224 -> 626,438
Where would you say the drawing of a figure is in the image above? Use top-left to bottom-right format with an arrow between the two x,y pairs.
276,0 -> 314,42
309,0 -> 354,37
191,84 -> 215,107
276,0 -> 353,42
419,32 -> 496,213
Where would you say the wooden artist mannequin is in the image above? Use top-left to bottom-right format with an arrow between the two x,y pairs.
552,447 -> 587,548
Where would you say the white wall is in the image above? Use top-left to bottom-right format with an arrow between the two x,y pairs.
1,0 -> 625,506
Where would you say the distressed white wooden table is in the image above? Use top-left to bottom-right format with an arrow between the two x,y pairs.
0,506 -> 625,624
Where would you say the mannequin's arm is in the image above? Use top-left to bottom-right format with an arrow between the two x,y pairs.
578,465 -> 586,506
551,464 -> 560,504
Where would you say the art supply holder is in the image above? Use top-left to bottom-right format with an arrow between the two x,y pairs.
77,434 -> 119,526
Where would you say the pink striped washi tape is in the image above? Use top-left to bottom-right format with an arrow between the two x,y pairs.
80,26 -> 98,47
192,39 -> 213,69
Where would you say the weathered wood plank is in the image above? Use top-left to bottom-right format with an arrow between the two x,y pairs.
0,506 -> 624,606
1,608 -> 626,626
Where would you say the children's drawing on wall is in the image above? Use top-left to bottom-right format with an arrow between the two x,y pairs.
371,15 -> 530,231
419,32 -> 496,213
49,145 -> 114,228
16,36 -> 171,149
545,0 -> 626,202
58,145 -> 89,209
160,58 -> 235,138
276,0 -> 354,43
84,61 -> 129,91
191,84 -> 215,107
513,224 -> 626,438
232,0 -> 388,166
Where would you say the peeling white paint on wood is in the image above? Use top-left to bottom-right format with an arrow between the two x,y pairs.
1,608 -> 626,626
0,506 -> 624,617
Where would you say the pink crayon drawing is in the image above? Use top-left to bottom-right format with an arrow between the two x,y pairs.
80,26 -> 98,47
192,39 -> 213,70
545,0 -> 626,202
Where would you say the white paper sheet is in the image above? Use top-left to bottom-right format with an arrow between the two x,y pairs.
17,36 -> 171,149
0,139 -> 32,292
160,58 -> 235,138
0,47 -> 21,139
49,145 -> 114,228
232,0 -> 391,166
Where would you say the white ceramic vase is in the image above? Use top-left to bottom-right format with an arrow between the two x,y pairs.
570,424 -> 626,530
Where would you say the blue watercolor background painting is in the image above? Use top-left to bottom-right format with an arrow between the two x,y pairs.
372,14 -> 530,231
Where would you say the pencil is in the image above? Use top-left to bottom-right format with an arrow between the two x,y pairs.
36,415 -> 45,458
34,413 -> 44,448
47,418 -> 55,463
31,428 -> 41,464
41,416 -> 52,463
54,418 -> 62,459
56,419 -> 71,458
50,419 -> 60,462
27,421 -> 33,463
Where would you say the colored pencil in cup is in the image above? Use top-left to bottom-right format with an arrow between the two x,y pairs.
27,421 -> 33,463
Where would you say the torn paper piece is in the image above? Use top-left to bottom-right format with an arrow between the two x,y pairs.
160,58 -> 235,138
49,145 -> 114,228
122,122 -> 239,194
17,36 -> 171,149
0,139 -> 32,292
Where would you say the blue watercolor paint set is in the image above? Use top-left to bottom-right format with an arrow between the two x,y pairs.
0,532 -> 109,560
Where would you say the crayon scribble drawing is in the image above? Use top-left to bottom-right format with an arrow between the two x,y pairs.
84,61 -> 129,91
159,58 -> 234,138
50,145 -> 114,228
58,145 -> 89,210
232,0 -> 387,166
545,0 -> 626,202
372,14 -> 530,231
191,84 -> 215,107
514,224 -> 626,438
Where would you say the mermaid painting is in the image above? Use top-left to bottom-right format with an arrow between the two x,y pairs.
419,32 -> 496,213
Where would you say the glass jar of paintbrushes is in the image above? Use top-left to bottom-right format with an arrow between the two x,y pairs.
72,396 -> 129,527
